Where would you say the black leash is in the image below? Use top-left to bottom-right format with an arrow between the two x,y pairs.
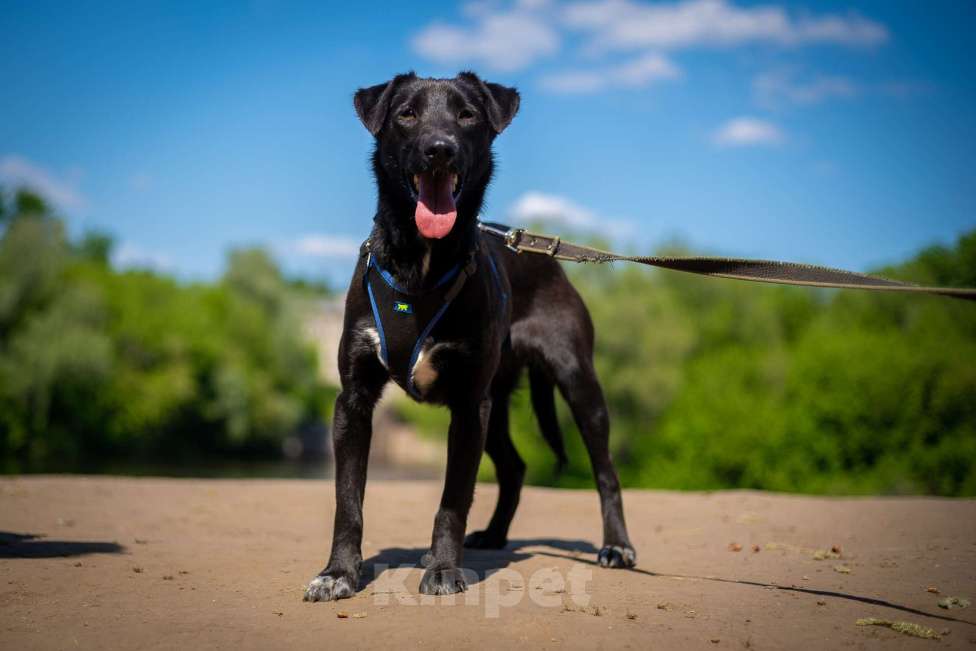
478,222 -> 976,302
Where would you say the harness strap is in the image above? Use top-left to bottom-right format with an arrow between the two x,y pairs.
362,243 -> 479,398
478,222 -> 976,301
444,255 -> 478,302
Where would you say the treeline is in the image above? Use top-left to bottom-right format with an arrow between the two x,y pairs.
0,189 -> 335,471
401,226 -> 976,496
3,185 -> 974,495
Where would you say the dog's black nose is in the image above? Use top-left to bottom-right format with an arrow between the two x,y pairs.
423,139 -> 457,166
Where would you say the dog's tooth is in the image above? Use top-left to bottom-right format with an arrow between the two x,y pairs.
452,174 -> 458,191
413,174 -> 419,189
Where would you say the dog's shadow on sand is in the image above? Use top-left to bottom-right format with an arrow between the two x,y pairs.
0,531 -> 125,559
363,538 -> 974,627
525,544 -> 976,628
359,538 -> 598,589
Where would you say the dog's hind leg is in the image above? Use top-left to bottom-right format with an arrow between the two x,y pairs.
528,365 -> 567,472
464,380 -> 524,550
553,358 -> 637,569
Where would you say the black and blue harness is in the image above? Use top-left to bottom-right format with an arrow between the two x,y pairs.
363,239 -> 507,398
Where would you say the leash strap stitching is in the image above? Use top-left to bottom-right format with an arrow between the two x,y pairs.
478,222 -> 976,301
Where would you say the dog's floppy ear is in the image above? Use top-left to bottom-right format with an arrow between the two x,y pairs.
457,71 -> 520,134
354,72 -> 416,136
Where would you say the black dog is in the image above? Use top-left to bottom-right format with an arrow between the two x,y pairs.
304,72 -> 636,601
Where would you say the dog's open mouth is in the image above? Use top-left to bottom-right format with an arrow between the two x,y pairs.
410,171 -> 460,239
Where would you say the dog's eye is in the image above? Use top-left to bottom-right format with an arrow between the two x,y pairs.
398,108 -> 417,123
458,108 -> 476,124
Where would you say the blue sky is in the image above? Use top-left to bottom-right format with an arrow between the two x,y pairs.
1,0 -> 974,285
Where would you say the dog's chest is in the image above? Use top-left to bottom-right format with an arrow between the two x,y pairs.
362,257 -> 461,399
361,326 -> 446,395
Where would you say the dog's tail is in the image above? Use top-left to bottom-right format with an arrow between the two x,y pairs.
528,365 -> 568,474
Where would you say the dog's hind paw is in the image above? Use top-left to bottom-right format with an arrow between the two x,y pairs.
419,565 -> 468,596
303,571 -> 357,602
598,544 -> 637,569
463,530 -> 508,550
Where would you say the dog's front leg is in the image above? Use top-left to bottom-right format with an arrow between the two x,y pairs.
419,397 -> 491,595
304,387 -> 378,602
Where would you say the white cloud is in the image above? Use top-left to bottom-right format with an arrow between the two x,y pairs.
411,5 -> 560,72
753,69 -> 858,107
289,234 -> 362,259
712,117 -> 784,147
0,154 -> 88,211
113,242 -> 173,272
508,191 -> 634,236
411,1 -> 889,97
541,52 -> 681,93
563,0 -> 888,52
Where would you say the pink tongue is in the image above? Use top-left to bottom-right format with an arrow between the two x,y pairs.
415,173 -> 457,239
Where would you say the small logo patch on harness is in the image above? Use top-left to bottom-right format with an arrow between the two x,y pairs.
393,301 -> 413,314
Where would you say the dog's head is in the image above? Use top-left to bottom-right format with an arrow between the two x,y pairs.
354,72 -> 519,240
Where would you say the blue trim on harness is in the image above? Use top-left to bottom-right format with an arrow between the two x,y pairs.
364,254 -> 469,398
373,261 -> 407,293
364,266 -> 388,366
405,300 -> 452,399
486,249 -> 508,308
434,265 -> 461,288
371,256 -> 461,295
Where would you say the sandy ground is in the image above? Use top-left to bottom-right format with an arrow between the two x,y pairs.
1,477 -> 974,650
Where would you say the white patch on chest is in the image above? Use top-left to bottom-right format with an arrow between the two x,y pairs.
410,346 -> 438,394
363,326 -> 386,368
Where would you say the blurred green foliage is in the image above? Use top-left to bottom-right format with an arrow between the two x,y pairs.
3,185 -> 973,495
0,189 -> 335,470
400,228 -> 976,496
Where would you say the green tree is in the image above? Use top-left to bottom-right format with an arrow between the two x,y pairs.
0,188 -> 334,469
75,230 -> 114,265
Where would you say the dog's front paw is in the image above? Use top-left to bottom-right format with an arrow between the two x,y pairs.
464,529 -> 508,550
598,544 -> 637,569
419,564 -> 468,595
303,569 -> 358,602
